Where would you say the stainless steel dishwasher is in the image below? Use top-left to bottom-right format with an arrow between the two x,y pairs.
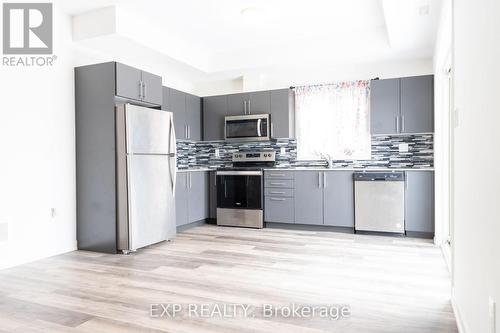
354,172 -> 405,234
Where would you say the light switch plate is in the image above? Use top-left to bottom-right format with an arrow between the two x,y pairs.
280,147 -> 286,154
398,143 -> 409,153
215,148 -> 220,158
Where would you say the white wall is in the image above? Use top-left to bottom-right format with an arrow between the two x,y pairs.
452,0 -> 500,332
0,4 -> 197,269
433,0 -> 452,248
0,7 -> 76,269
194,58 -> 434,96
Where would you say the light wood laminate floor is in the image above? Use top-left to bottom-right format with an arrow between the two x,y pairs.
0,225 -> 457,333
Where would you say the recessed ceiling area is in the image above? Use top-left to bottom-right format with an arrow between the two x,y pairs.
63,0 -> 442,93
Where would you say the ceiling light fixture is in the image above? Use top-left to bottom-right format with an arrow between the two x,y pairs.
240,7 -> 262,18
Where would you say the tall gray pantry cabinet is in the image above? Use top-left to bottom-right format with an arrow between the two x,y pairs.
75,62 -> 162,253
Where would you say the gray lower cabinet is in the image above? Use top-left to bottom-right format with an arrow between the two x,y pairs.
264,170 -> 295,224
405,171 -> 434,235
401,75 -> 434,133
175,173 -> 189,226
188,172 -> 209,222
203,95 -> 228,140
294,171 -> 324,225
265,197 -> 294,223
175,172 -> 209,227
371,78 -> 400,134
323,171 -> 354,227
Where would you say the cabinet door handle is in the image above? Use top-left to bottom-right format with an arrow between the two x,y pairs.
243,101 -> 247,114
318,173 -> 321,188
269,173 -> 285,177
138,81 -> 143,99
269,197 -> 285,201
401,115 -> 405,132
270,182 -> 285,186
395,116 -> 400,133
269,191 -> 285,194
187,125 -> 191,139
248,100 -> 251,114
323,172 -> 326,188
142,81 -> 146,100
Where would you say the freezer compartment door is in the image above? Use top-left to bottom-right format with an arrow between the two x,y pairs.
127,154 -> 176,250
125,104 -> 173,154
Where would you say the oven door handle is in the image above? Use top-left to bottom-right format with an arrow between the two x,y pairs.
216,171 -> 262,176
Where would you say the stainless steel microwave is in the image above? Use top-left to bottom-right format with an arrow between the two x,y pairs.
224,114 -> 270,141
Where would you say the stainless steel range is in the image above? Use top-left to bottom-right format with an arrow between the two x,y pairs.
216,151 -> 276,228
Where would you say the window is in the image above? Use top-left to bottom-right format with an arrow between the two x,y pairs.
294,81 -> 371,160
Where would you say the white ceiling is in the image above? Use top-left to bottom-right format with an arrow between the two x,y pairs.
61,0 -> 441,73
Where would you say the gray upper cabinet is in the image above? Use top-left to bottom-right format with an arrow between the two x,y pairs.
161,87 -> 171,111
115,62 -> 142,102
405,171 -> 434,235
203,95 -> 228,141
270,89 -> 294,138
371,75 -> 434,135
186,93 -> 202,141
165,88 -> 202,140
227,93 -> 247,115
202,88 -> 294,140
400,75 -> 434,133
294,171 -> 323,225
323,171 -> 354,227
169,88 -> 187,140
175,173 -> 189,226
115,62 -> 162,105
371,78 -> 400,134
187,172 -> 209,223
140,70 -> 162,105
248,91 -> 271,114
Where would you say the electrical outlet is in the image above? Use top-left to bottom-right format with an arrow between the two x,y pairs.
489,297 -> 496,333
51,208 -> 57,218
280,147 -> 286,154
398,143 -> 409,153
215,148 -> 220,158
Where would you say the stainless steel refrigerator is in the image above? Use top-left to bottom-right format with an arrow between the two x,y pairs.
115,104 -> 177,253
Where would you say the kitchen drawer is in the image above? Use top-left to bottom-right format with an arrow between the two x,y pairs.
264,170 -> 295,180
264,188 -> 294,197
264,179 -> 294,188
265,197 -> 295,224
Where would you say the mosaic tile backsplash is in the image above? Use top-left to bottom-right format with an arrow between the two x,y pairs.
176,134 -> 433,170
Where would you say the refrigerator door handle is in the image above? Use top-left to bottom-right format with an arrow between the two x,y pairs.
169,115 -> 177,195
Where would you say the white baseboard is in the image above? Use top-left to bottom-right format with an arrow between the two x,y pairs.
452,294 -> 468,333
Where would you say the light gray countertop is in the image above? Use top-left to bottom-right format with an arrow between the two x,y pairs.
177,167 -> 434,172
